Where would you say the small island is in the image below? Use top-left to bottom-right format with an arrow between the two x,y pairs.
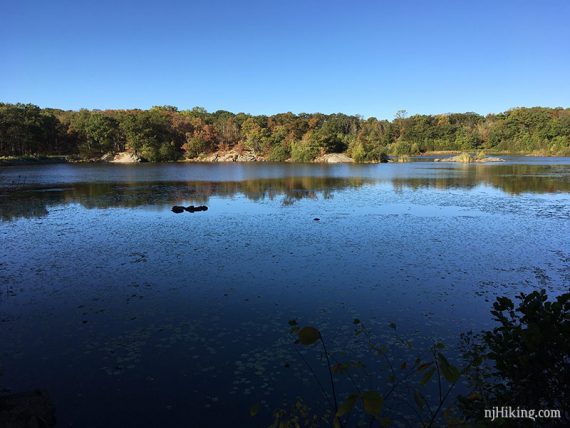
434,152 -> 505,163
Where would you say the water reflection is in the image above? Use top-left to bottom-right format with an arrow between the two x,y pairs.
0,177 -> 369,221
1,161 -> 569,427
1,163 -> 569,221
392,164 -> 570,194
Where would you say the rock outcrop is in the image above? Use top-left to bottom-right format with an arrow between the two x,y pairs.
194,150 -> 261,162
313,153 -> 355,163
110,152 -> 143,163
434,153 -> 505,163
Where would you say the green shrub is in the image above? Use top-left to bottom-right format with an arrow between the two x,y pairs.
266,144 -> 290,162
456,152 -> 474,163
290,136 -> 320,162
348,141 -> 366,162
183,136 -> 211,158
460,290 -> 570,424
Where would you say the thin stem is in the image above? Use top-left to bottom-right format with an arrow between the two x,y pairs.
433,349 -> 443,404
427,378 -> 460,427
362,324 -> 396,378
331,354 -> 362,396
319,334 -> 338,414
294,346 -> 332,408
402,387 -> 427,427
384,364 -> 419,401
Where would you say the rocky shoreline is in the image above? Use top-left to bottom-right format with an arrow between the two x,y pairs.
185,150 -> 359,163
434,153 -> 505,163
0,151 -> 527,166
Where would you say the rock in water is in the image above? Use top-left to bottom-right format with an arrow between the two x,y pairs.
185,205 -> 208,212
172,206 -> 185,213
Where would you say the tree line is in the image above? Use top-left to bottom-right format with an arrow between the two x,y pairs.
1,103 -> 569,161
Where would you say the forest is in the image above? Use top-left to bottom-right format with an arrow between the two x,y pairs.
1,103 -> 569,162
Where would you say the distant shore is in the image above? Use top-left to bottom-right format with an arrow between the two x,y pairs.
1,150 -> 566,166
0,156 -> 70,166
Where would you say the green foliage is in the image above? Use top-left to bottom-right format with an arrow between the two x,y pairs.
460,290 -> 570,423
419,366 -> 436,385
241,117 -> 270,153
281,291 -> 569,426
314,114 -> 358,153
361,390 -> 384,416
336,394 -> 358,417
269,398 -> 322,428
389,140 -> 416,155
347,140 -> 366,162
297,326 -> 321,345
182,136 -> 210,158
455,152 -> 474,163
266,144 -> 290,161
1,103 -> 569,161
286,320 -> 469,427
437,353 -> 460,382
72,112 -> 123,158
120,110 -> 181,161
290,132 -> 321,162
0,103 -> 63,157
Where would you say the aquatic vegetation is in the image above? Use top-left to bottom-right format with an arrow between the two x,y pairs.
475,150 -> 486,160
434,152 -> 505,163
271,319 -> 470,427
456,152 -> 474,163
269,290 -> 569,426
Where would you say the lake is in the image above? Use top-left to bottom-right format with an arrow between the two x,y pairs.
1,157 -> 569,427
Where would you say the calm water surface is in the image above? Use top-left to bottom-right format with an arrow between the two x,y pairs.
1,158 -> 569,426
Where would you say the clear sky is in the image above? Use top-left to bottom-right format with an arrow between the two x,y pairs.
1,0 -> 569,119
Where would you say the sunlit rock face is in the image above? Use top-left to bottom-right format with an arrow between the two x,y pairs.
314,153 -> 355,163
110,151 -> 143,163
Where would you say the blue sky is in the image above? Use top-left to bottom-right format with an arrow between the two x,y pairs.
1,0 -> 569,119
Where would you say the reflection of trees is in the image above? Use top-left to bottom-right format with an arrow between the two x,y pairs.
0,177 -> 368,221
1,164 -> 568,222
392,164 -> 570,195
